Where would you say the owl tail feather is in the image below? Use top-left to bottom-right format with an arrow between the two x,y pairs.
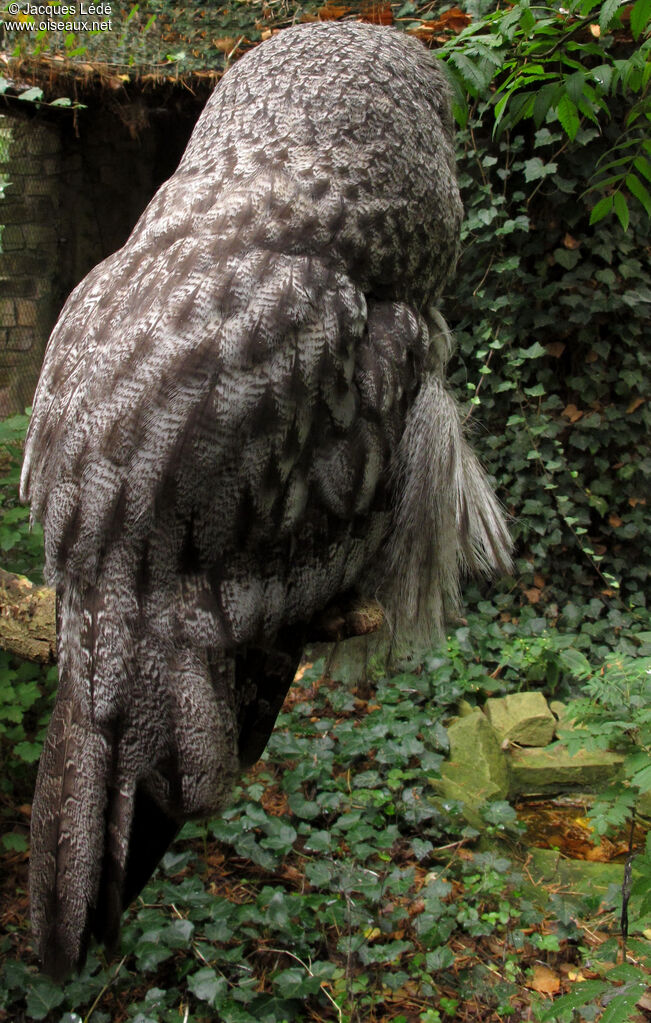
30,694 -> 114,979
385,372 -> 512,650
29,694 -> 180,980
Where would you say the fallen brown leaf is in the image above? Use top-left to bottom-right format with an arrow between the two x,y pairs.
212,37 -> 236,53
530,964 -> 561,995
627,396 -> 645,413
317,3 -> 351,19
562,404 -> 583,422
360,0 -> 393,24
546,341 -> 566,358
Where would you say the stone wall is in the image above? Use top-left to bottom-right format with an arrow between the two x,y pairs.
0,101 -> 196,417
0,116 -> 62,417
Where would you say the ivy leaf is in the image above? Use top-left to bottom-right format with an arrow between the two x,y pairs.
1,832 -> 28,852
24,975 -> 65,1020
273,967 -> 321,998
426,946 -> 455,970
18,86 -> 43,103
523,157 -> 556,181
187,967 -> 226,1007
520,342 -> 547,359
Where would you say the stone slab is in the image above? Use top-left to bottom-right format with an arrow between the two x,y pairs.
435,711 -> 510,810
509,745 -> 624,797
485,691 -> 557,746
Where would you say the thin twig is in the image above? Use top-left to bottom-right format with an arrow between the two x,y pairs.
620,810 -> 636,964
266,947 -> 343,1022
83,954 -> 127,1023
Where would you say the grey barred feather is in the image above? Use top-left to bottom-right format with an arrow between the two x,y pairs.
21,21 -> 511,979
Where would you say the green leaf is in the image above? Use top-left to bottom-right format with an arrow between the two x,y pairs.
566,70 -> 587,105
539,980 -> 609,1021
589,194 -> 614,224
557,93 -> 580,140
599,980 -> 649,1023
626,173 -> 651,215
25,975 -> 65,1020
13,741 -> 42,763
273,967 -> 321,998
634,155 -> 651,183
631,0 -> 651,38
590,64 -> 613,91
187,967 -> 227,1006
523,157 -> 556,181
304,829 -> 332,853
1,832 -> 28,852
554,248 -> 580,269
559,649 -> 592,678
519,6 -> 536,34
449,51 -> 493,95
613,191 -> 630,230
533,82 -> 560,127
18,86 -> 44,103
600,0 -> 623,31
425,946 -> 455,970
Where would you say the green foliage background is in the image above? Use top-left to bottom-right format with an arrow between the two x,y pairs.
0,1 -> 649,1020
448,95 -> 649,621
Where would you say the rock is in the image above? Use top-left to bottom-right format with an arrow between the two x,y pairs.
550,700 -> 586,733
435,711 -> 510,811
509,745 -> 624,797
485,691 -> 557,746
495,847 -> 646,922
528,848 -> 624,901
457,699 -> 477,718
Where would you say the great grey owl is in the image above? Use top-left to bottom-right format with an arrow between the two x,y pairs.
21,21 -> 511,978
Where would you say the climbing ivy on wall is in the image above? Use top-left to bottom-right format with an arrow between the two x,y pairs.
446,96 -> 650,622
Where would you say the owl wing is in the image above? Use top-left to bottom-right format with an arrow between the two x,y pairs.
22,204 -> 431,977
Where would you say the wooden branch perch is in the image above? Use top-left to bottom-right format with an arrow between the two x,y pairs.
0,568 -> 56,663
0,567 -> 384,664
